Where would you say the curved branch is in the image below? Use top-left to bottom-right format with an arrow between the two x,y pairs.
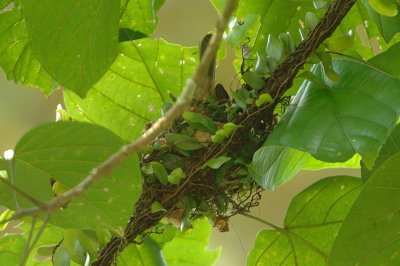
94,0 -> 357,264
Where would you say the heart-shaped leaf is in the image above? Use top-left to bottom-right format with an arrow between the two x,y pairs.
268,59 -> 400,168
247,176 -> 362,265
0,121 -> 142,230
329,153 -> 400,265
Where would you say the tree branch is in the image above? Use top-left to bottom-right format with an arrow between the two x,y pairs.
4,0 -> 238,223
94,0 -> 357,264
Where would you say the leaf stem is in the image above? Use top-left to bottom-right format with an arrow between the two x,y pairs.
239,212 -> 285,232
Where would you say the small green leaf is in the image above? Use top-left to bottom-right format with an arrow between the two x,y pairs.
150,162 -> 169,185
243,71 -> 265,90
316,52 -> 340,81
168,168 -> 186,185
205,156 -> 231,169
328,154 -> 400,265
151,201 -> 166,213
53,247 -> 71,266
165,133 -> 204,151
325,30 -> 355,52
63,230 -> 86,265
247,176 -> 362,265
266,34 -> 283,62
368,0 -> 398,16
183,112 -> 217,133
233,88 -> 252,110
305,11 -> 319,31
255,93 -> 273,107
223,122 -> 241,135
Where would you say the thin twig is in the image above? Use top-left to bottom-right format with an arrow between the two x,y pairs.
5,0 -> 238,223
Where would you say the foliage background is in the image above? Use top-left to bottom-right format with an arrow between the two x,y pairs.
0,0 -> 360,265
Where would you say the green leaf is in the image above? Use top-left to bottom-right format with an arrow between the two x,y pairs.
21,0 -> 120,96
183,112 -> 217,134
249,146 -> 360,189
255,93 -> 273,107
268,59 -> 400,168
53,247 -> 70,266
328,154 -> 400,265
120,0 -> 165,35
162,218 -> 221,266
151,201 -> 166,213
0,234 -> 26,266
368,0 -> 398,16
368,42 -> 400,77
117,238 -> 166,266
361,124 -> 400,181
205,156 -> 231,169
150,161 -> 169,185
64,39 -> 198,141
247,176 -> 362,265
243,71 -> 265,91
0,121 -> 142,230
0,2 -> 56,95
363,0 -> 400,42
63,230 -> 86,265
166,133 -> 204,151
167,167 -> 185,185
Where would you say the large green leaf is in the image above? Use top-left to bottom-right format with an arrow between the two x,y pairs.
247,176 -> 362,266
249,146 -> 360,189
267,59 -> 400,168
21,0 -> 120,96
363,0 -> 400,42
64,39 -> 198,141
368,41 -> 400,78
0,121 -> 142,230
0,1 -> 55,95
120,0 -> 165,36
117,238 -> 166,266
328,153 -> 400,265
162,218 -> 221,266
0,234 -> 26,266
361,124 -> 400,181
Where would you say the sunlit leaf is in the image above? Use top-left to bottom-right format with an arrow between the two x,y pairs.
368,41 -> 400,77
0,122 -> 142,230
0,1 -> 55,95
120,0 -> 165,36
361,124 -> 400,181
64,39 -> 197,141
328,153 -> 400,265
21,0 -> 120,96
247,176 -> 362,265
0,234 -> 26,266
118,238 -> 166,266
162,218 -> 221,266
363,0 -> 400,42
368,0 -> 398,17
268,59 -> 400,168
249,146 -> 360,189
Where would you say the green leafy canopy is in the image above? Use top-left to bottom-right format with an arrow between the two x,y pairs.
0,0 -> 400,265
